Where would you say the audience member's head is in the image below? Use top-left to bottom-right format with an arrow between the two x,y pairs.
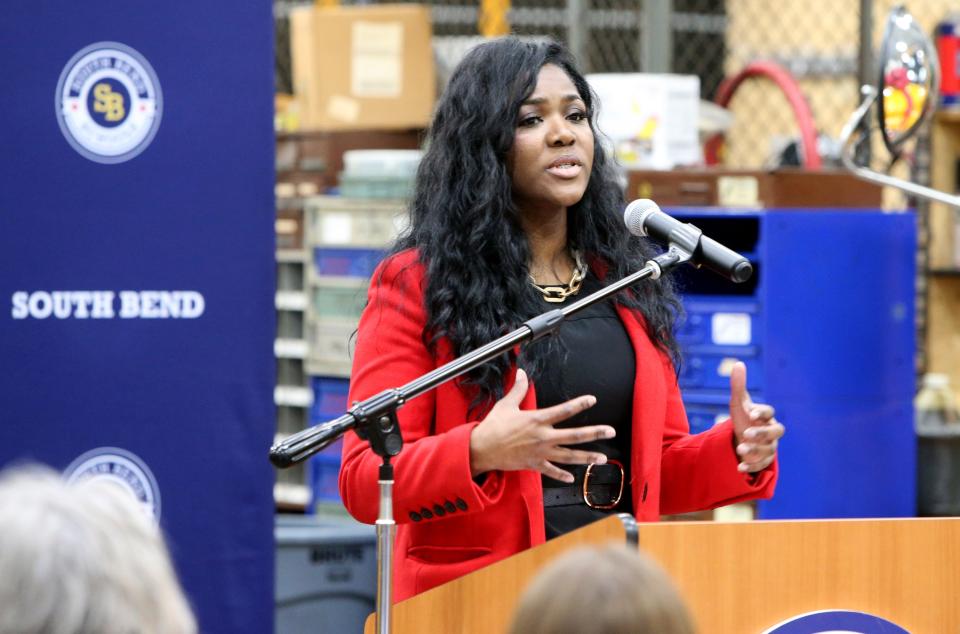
0,465 -> 197,634
509,543 -> 696,634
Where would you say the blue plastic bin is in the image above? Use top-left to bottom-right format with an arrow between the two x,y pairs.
313,247 -> 384,278
310,376 -> 350,424
309,439 -> 343,505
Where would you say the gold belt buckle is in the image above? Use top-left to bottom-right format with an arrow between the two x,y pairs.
582,459 -> 624,510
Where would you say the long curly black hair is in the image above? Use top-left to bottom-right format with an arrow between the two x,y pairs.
391,37 -> 682,407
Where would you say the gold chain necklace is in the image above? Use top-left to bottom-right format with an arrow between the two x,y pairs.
529,251 -> 586,303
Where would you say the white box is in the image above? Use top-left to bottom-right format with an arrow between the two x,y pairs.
586,73 -> 700,170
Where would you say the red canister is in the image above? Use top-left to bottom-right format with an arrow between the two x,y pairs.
937,16 -> 960,108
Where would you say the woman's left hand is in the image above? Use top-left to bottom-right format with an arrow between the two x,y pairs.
728,361 -> 785,473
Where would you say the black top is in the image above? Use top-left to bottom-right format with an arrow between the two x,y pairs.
531,272 -> 637,539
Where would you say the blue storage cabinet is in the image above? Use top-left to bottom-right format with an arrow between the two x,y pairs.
667,208 -> 916,519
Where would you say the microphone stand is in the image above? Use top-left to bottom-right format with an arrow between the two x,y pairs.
270,243 -> 698,634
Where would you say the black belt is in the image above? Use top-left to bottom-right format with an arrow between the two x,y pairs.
542,460 -> 625,510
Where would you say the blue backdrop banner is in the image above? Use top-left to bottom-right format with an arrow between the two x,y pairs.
0,3 -> 276,633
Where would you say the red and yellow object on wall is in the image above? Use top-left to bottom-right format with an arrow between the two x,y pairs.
882,65 -> 929,133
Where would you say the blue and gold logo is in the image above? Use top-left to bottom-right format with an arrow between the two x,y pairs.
764,610 -> 910,633
55,42 -> 162,164
64,447 -> 162,521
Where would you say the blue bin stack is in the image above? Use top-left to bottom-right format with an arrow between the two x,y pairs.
303,160 -> 417,510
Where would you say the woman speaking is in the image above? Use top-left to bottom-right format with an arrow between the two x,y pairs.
338,37 -> 784,601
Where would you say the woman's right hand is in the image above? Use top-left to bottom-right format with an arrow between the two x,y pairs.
468,369 -> 615,483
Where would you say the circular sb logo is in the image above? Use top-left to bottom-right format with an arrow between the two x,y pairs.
64,447 -> 162,522
55,41 -> 162,164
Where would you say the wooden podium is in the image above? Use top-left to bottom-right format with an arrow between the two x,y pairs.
365,515 -> 960,633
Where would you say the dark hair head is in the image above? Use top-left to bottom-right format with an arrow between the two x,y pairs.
392,37 -> 682,408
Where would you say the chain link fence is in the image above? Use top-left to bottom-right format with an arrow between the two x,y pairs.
274,0 -> 958,261
273,0 -> 956,249
272,0 -> 955,483
277,1 -> 952,171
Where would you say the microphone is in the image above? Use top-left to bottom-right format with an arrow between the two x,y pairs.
270,412 -> 357,468
623,199 -> 753,283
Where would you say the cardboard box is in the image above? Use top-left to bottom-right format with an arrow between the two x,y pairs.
275,206 -> 304,251
290,4 -> 436,131
625,169 -> 884,209
586,73 -> 701,170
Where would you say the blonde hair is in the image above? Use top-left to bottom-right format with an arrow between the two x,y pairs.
0,465 -> 197,634
509,544 -> 696,634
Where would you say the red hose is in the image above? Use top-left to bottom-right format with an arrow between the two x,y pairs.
705,60 -> 822,169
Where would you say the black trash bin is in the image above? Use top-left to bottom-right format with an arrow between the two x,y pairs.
918,425 -> 960,516
915,373 -> 960,516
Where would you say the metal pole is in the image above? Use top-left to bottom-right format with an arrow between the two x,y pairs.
641,0 -> 673,73
375,462 -> 395,634
856,0 -> 874,166
567,0 -> 588,72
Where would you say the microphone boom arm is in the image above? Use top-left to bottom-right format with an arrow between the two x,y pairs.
270,250 -> 693,469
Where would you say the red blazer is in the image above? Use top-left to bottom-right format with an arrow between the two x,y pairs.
339,249 -> 777,601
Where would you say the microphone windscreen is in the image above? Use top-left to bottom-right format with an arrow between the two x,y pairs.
623,199 -> 660,237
